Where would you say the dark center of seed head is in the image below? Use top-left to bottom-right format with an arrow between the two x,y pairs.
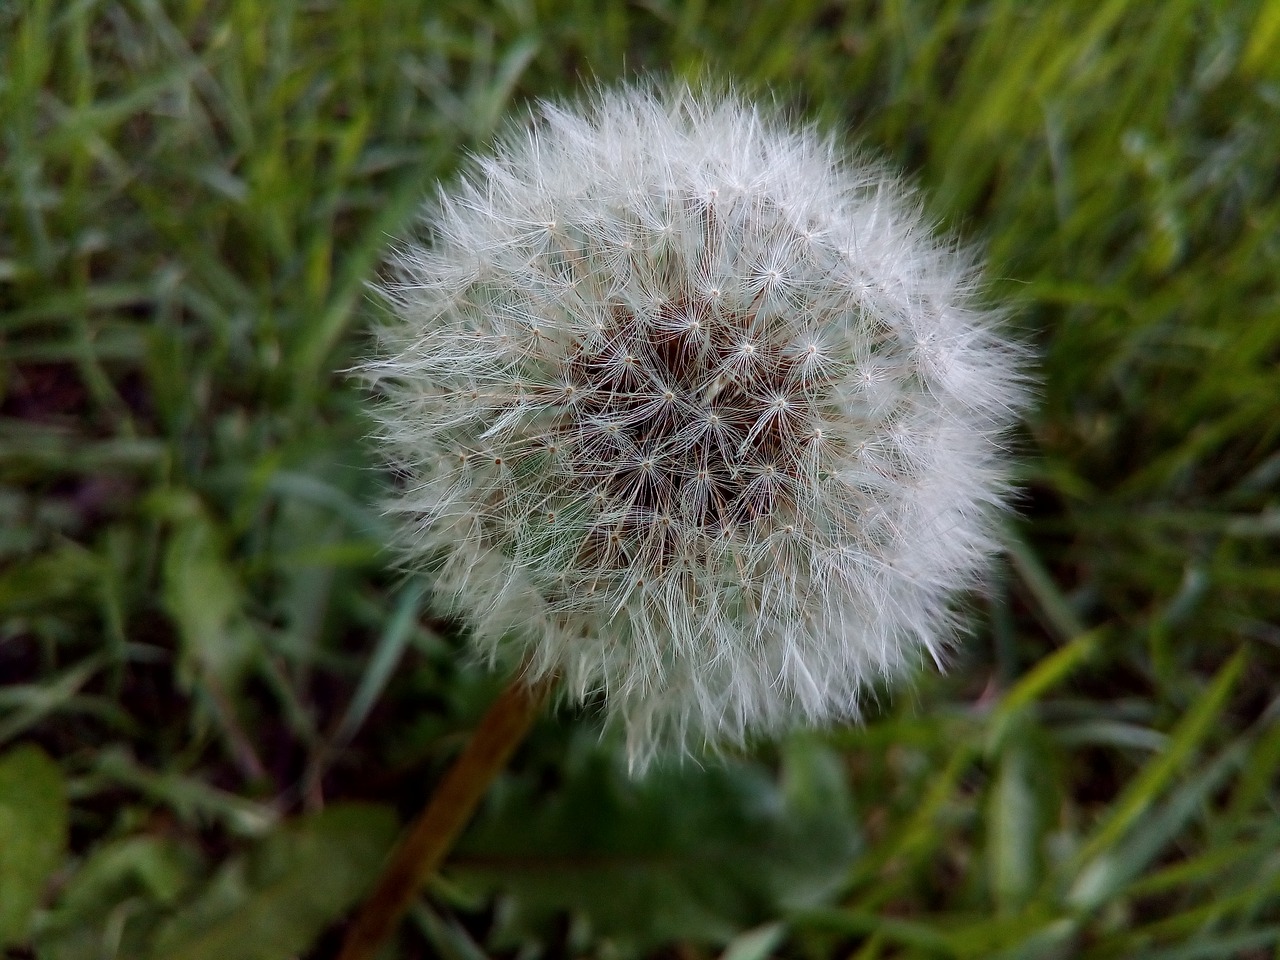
562,297 -> 825,543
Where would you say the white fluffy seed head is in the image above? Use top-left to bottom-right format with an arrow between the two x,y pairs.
366,83 -> 1028,771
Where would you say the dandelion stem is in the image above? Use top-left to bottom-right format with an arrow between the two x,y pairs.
337,672 -> 555,960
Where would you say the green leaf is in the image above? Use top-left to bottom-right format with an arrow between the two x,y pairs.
985,629 -> 1100,753
147,803 -> 397,960
412,903 -> 494,960
1073,650 -> 1246,868
1067,740 -> 1247,912
91,748 -> 277,837
0,744 -> 69,947
35,836 -> 206,960
719,923 -> 786,960
333,582 -> 427,746
986,723 -> 1051,913
455,740 -> 860,950
161,496 -> 258,694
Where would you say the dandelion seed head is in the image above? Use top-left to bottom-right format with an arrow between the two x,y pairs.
367,83 -> 1027,771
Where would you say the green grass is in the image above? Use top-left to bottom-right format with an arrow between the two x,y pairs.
2,1 -> 1279,958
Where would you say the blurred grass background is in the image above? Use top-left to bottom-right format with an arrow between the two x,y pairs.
2,0 -> 1279,958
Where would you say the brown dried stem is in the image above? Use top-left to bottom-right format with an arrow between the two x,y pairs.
337,672 -> 555,960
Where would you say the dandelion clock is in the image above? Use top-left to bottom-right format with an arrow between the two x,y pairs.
340,83 -> 1026,959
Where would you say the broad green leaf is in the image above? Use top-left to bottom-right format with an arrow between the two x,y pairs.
148,803 -> 397,960
456,740 -> 860,949
161,496 -> 257,694
0,744 -> 69,947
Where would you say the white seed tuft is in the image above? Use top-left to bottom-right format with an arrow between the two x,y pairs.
365,83 -> 1028,771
